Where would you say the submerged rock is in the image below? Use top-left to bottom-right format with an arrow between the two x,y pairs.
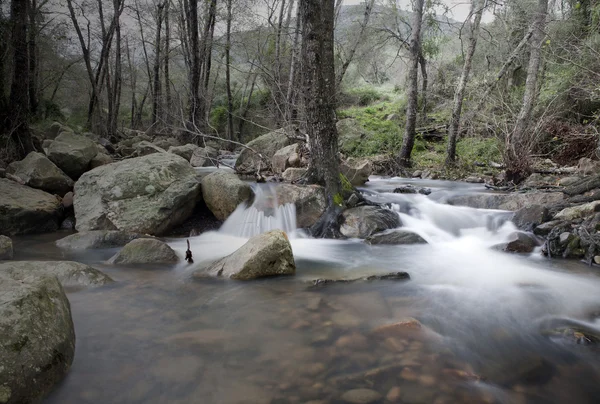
0,261 -> 113,288
393,185 -> 431,195
0,271 -> 75,404
235,129 -> 293,173
0,179 -> 62,236
74,153 -> 200,235
6,152 -> 74,195
201,170 -> 254,220
366,230 -> 427,245
312,272 -> 410,286
56,230 -> 150,250
0,236 -> 13,260
196,230 -> 295,280
109,238 -> 179,265
340,388 -> 382,404
512,204 -> 550,231
47,131 -> 98,179
340,206 -> 401,239
503,232 -> 541,253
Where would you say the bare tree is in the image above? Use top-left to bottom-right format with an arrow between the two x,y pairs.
337,0 -> 375,86
397,0 -> 425,168
446,0 -> 486,165
152,1 -> 165,126
300,0 -> 344,237
505,0 -> 549,182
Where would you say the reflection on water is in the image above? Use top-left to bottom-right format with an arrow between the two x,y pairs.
26,178 -> 600,403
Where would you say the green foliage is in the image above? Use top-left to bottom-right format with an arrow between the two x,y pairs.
338,86 -> 389,107
210,106 -> 228,132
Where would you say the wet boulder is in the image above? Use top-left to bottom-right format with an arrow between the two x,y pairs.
0,179 -> 62,236
201,170 -> 254,220
275,184 -> 326,228
197,230 -> 295,280
190,146 -> 218,167
0,271 -> 75,404
512,204 -> 551,231
74,153 -> 201,235
0,236 -> 13,260
449,192 -> 564,211
341,158 -> 372,186
108,238 -> 179,265
366,230 -> 427,245
6,152 -> 74,195
235,129 -> 293,173
168,144 -> 201,162
503,232 -> 541,253
340,206 -> 401,239
47,131 -> 98,179
553,201 -> 600,221
0,261 -> 113,288
272,143 -> 301,174
56,230 -> 151,250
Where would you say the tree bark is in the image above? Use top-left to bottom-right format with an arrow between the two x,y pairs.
285,2 -> 302,123
0,4 -> 8,112
397,0 -> 425,168
300,0 -> 344,238
28,0 -> 38,116
164,0 -> 172,124
446,0 -> 485,165
418,51 -> 428,123
225,0 -> 234,141
152,1 -> 165,126
505,0 -> 549,183
8,0 -> 34,158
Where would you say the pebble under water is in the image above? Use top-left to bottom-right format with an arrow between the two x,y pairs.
30,177 -> 600,404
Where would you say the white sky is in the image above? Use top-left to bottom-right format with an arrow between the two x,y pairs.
344,0 -> 495,23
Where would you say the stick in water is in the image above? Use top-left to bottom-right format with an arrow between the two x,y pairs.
185,240 -> 194,264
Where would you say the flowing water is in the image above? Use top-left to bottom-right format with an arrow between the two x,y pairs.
33,177 -> 600,404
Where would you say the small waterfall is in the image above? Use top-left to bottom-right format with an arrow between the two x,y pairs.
219,183 -> 298,238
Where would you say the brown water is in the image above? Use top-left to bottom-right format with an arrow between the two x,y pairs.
16,177 -> 600,404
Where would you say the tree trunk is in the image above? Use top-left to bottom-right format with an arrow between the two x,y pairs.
188,0 -> 200,124
238,71 -> 257,141
225,0 -> 234,141
397,0 -> 425,168
505,0 -> 549,183
8,0 -> 34,158
126,37 -> 137,128
28,0 -> 38,116
300,0 -> 344,238
152,2 -> 164,126
446,0 -> 485,165
337,0 -> 375,86
285,2 -> 302,123
164,0 -> 172,124
418,51 -> 428,123
108,0 -> 123,138
0,5 -> 8,112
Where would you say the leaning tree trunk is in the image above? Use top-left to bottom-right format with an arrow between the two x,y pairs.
300,0 -> 344,238
446,0 -> 486,165
7,0 -> 35,159
505,0 -> 549,184
397,0 -> 425,168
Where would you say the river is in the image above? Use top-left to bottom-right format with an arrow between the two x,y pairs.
29,177 -> 600,404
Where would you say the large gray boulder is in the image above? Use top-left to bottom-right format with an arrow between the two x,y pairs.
56,230 -> 150,250
340,206 -> 401,239
6,152 -> 73,195
108,238 -> 179,265
0,236 -> 13,260
341,158 -> 372,186
45,121 -> 73,140
74,153 -> 201,235
235,129 -> 293,173
0,261 -> 113,288
201,170 -> 254,220
512,204 -> 550,231
89,153 -> 113,169
554,201 -> 600,221
275,184 -> 326,228
0,271 -> 75,404
190,146 -> 218,167
448,192 -> 565,211
272,143 -> 301,174
47,132 -> 98,179
168,144 -> 201,162
0,179 -> 62,236
196,230 -> 295,280
132,141 -> 166,157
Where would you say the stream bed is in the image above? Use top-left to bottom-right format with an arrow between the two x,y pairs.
25,178 -> 600,404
